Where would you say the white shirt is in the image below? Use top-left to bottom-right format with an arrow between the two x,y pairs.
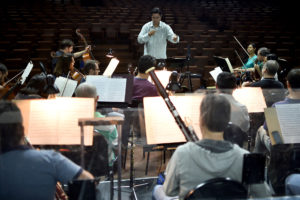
137,21 -> 179,59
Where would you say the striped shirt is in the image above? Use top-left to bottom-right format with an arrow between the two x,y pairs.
137,21 -> 179,59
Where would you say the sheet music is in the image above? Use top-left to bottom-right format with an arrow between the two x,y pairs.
233,87 -> 266,113
103,58 -> 119,77
20,61 -> 33,85
15,98 -> 94,145
275,104 -> 300,144
144,95 -> 203,144
148,70 -> 172,88
86,76 -> 126,102
225,58 -> 234,73
209,67 -> 223,82
54,76 -> 78,97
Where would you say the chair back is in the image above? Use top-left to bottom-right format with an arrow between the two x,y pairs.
68,179 -> 96,200
184,177 -> 247,200
224,123 -> 247,147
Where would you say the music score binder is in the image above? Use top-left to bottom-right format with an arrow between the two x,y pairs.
265,104 -> 300,145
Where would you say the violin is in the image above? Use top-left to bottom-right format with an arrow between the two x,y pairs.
70,67 -> 85,83
75,29 -> 95,62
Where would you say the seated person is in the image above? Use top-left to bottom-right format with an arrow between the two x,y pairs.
153,94 -> 271,200
132,55 -> 158,102
80,60 -> 100,83
0,101 -> 94,199
254,68 -> 300,154
242,60 -> 286,107
216,72 -> 250,132
53,53 -> 75,78
234,43 -> 257,71
75,82 -> 118,166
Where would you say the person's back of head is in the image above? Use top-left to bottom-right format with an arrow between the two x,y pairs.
18,74 -> 48,98
0,63 -> 8,74
60,39 -> 74,50
75,82 -> 98,98
263,60 -> 279,76
138,55 -> 156,74
258,47 -> 270,57
0,101 -> 24,153
216,72 -> 237,94
200,94 -> 231,132
287,68 -> 300,91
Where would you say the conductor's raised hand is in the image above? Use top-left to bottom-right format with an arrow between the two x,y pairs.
148,30 -> 156,37
173,34 -> 178,42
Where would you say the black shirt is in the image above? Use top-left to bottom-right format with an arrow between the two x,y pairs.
250,78 -> 284,89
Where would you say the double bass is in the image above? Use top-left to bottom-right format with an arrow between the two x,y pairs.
75,29 -> 95,62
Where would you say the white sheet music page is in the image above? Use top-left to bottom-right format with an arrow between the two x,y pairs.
275,104 -> 300,144
86,75 -> 126,102
103,58 -> 119,77
21,61 -> 34,85
144,95 -> 204,145
16,98 -> 94,145
54,76 -> 78,97
209,67 -> 223,82
233,87 -> 266,113
225,58 -> 234,73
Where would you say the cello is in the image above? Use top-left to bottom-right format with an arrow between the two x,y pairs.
75,29 -> 95,62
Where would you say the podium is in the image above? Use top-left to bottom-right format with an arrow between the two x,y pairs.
78,116 -> 124,200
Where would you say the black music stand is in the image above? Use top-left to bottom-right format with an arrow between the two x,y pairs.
213,56 -> 233,73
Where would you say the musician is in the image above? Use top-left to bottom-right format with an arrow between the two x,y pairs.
0,63 -> 8,88
51,39 -> 90,71
0,101 -> 94,199
53,53 -> 75,77
254,47 -> 270,77
75,83 -> 118,166
254,68 -> 300,154
137,7 -> 179,60
132,55 -> 158,101
153,94 -> 271,200
242,60 -> 284,89
234,43 -> 257,73
216,72 -> 250,132
82,60 -> 100,76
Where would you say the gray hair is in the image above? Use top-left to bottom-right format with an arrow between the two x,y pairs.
263,60 -> 279,76
75,83 -> 98,98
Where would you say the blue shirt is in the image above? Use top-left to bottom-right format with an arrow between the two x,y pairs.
138,21 -> 179,59
243,55 -> 257,69
0,147 -> 82,200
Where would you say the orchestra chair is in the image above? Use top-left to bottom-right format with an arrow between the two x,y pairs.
184,177 -> 247,200
223,123 -> 247,148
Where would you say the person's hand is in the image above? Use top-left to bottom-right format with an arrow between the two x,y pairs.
173,34 -> 178,42
85,45 -> 91,53
148,30 -> 156,36
242,81 -> 252,87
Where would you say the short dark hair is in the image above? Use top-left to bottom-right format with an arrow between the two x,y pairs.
151,7 -> 162,16
0,101 -> 24,153
258,47 -> 270,57
216,72 -> 237,94
200,94 -> 231,132
267,53 -> 278,61
0,63 -> 8,73
138,55 -> 156,73
60,39 -> 74,50
54,53 -> 74,77
18,74 -> 48,98
287,68 -> 300,90
83,60 -> 98,75
263,60 -> 279,76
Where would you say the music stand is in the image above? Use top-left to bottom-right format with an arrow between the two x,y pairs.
213,56 -> 234,73
78,117 -> 124,200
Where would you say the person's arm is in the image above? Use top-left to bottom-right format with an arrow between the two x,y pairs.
73,45 -> 91,58
77,169 -> 94,180
166,25 -> 179,44
137,24 -> 152,44
163,148 -> 180,197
